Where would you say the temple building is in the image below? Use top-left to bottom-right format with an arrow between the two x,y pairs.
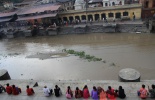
74,0 -> 86,10
0,0 -> 143,25
59,2 -> 142,22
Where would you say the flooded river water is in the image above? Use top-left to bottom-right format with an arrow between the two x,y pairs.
0,33 -> 155,80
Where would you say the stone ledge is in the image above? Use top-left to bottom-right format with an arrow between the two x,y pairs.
0,79 -> 155,99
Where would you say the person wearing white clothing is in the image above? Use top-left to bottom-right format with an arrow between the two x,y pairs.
43,86 -> 53,97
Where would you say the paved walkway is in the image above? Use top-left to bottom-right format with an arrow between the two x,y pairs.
0,80 -> 155,100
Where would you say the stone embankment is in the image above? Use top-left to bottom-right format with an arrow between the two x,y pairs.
0,21 -> 150,39
59,24 -> 149,34
0,79 -> 155,100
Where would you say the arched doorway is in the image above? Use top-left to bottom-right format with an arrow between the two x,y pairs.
81,15 -> 86,20
112,2 -> 115,6
115,13 -> 121,19
105,3 -> 108,6
101,13 -> 106,19
63,17 -> 68,21
75,16 -> 80,20
95,14 -> 99,21
88,15 -> 93,21
69,16 -> 73,21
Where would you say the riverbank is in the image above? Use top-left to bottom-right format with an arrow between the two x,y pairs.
0,79 -> 155,100
0,20 -> 150,39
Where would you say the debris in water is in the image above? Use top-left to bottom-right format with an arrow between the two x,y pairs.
102,60 -> 106,63
110,63 -> 116,66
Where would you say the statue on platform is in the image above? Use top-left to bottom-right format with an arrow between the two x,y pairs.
74,0 -> 86,10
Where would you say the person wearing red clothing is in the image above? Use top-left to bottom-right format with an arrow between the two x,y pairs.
6,83 -> 12,94
83,85 -> 90,99
138,84 -> 148,99
12,85 -> 21,95
26,85 -> 35,96
106,86 -> 116,100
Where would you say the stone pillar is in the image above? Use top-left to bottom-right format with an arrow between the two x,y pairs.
113,13 -> 116,19
67,16 -> 69,21
86,15 -> 88,21
102,0 -> 104,7
73,16 -> 75,20
92,15 -> 95,21
74,16 -> 76,20
79,15 -> 82,21
121,12 -> 123,18
100,14 -> 102,21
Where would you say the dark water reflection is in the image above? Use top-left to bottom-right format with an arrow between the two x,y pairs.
0,33 -> 155,80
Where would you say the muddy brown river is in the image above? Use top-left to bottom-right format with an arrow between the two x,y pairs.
0,33 -> 155,80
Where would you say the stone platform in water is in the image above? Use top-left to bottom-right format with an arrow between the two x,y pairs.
119,68 -> 140,82
0,69 -> 11,80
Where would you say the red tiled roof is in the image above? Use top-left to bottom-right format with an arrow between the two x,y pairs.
17,13 -> 57,21
18,5 -> 61,15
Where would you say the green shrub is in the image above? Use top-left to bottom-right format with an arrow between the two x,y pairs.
63,49 -> 102,62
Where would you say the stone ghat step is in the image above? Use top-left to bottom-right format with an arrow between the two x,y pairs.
0,80 -> 155,99
0,94 -> 154,100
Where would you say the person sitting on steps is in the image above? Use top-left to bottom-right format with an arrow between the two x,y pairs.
26,85 -> 35,96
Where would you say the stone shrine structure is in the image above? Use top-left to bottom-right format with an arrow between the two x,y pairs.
74,0 -> 86,10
